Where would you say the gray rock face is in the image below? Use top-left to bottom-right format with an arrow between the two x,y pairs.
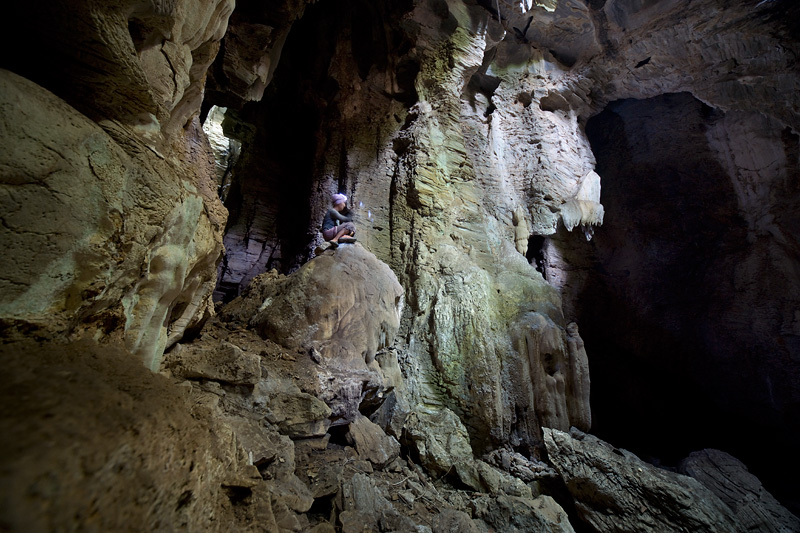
403,408 -> 475,477
346,415 -> 401,469
339,473 -> 396,532
431,509 -> 483,533
544,428 -> 740,532
472,494 -> 576,533
679,449 -> 800,533
265,390 -> 332,438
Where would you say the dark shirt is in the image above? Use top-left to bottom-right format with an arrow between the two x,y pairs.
322,207 -> 353,231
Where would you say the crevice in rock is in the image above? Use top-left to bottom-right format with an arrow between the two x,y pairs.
222,484 -> 253,506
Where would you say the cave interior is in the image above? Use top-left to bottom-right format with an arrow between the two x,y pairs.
1,0 -> 800,529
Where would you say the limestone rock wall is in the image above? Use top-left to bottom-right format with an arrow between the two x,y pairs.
310,0 -> 596,452
206,0 -> 799,460
0,0 -> 233,369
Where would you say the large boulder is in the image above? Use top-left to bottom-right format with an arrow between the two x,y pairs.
223,243 -> 403,367
679,449 -> 800,533
217,244 -> 405,429
543,428 -> 740,532
339,473 -> 406,533
346,415 -> 401,470
403,408 -> 474,478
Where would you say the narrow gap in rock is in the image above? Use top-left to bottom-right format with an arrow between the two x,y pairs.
221,485 -> 252,505
327,425 -> 351,448
526,235 -> 546,276
307,495 -> 335,523
175,490 -> 193,511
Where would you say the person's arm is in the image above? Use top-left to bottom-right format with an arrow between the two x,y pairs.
328,208 -> 354,223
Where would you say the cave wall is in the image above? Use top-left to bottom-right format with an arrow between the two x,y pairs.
0,0 -> 798,500
1,0 -> 800,528
205,0 -> 800,457
0,0 -> 232,369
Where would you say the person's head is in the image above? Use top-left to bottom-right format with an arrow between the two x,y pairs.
332,193 -> 347,211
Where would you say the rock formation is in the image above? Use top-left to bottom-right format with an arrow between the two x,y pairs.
205,0 -> 800,490
1,0 -> 800,530
544,428 -> 740,532
1,0 -> 233,370
0,340 -> 266,531
679,449 -> 800,533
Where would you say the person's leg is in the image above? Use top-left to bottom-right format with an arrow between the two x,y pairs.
337,223 -> 357,243
331,226 -> 350,242
322,227 -> 338,242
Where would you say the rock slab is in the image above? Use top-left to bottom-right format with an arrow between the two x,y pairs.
543,428 -> 740,532
679,449 -> 800,533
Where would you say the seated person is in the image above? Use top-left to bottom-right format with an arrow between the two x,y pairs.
322,193 -> 356,246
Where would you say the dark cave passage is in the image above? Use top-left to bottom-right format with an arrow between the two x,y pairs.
554,92 -> 800,511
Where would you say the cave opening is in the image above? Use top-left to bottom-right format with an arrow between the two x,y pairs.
526,235 -> 546,276
567,92 -> 800,511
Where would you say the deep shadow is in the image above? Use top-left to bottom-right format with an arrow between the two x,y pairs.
573,93 -> 799,513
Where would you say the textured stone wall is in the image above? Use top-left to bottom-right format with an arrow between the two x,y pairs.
203,0 -> 800,459
0,0 -> 232,370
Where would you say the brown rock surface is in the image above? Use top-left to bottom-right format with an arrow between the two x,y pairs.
164,341 -> 261,385
0,339 -> 269,532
